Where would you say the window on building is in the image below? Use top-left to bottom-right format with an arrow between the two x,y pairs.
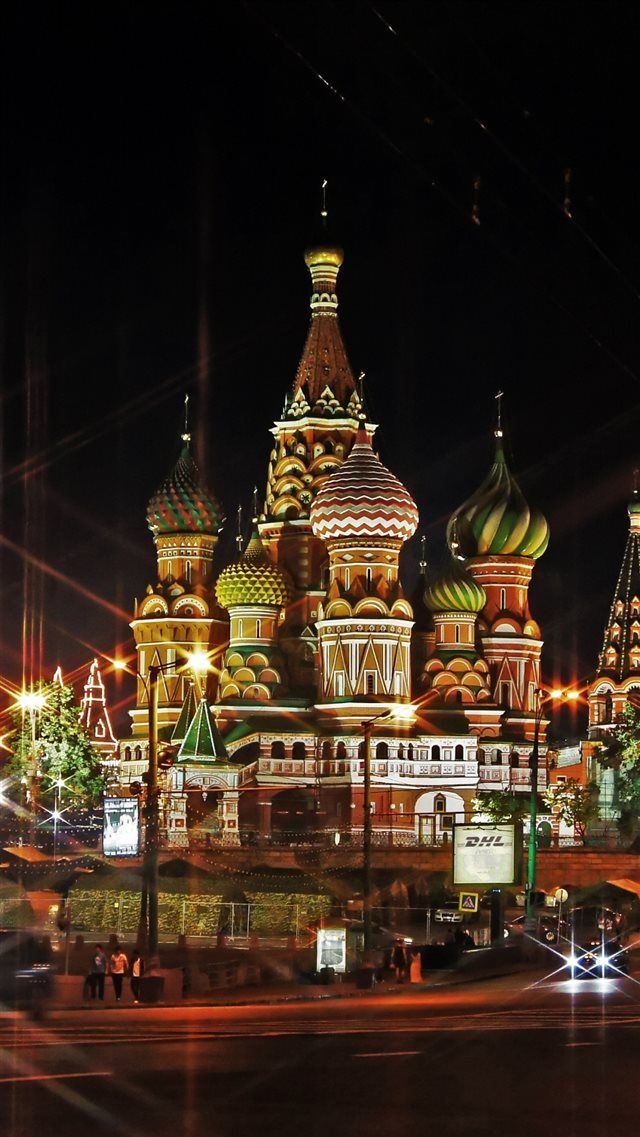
510,750 -> 520,768
500,588 -> 507,609
376,742 -> 389,760
238,618 -> 244,638
434,794 -> 446,813
335,672 -> 345,697
431,744 -> 441,761
500,682 -> 511,708
408,743 -> 414,760
336,741 -> 347,760
455,624 -> 460,643
495,749 -> 503,765
185,560 -> 192,584
454,744 -> 464,761
271,741 -> 286,761
477,748 -> 486,765
292,741 -> 307,761
366,567 -> 373,589
365,672 -> 376,696
255,619 -> 262,639
344,568 -> 351,589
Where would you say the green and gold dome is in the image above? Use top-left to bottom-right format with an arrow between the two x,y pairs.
147,442 -> 224,536
446,434 -> 549,560
425,558 -> 487,614
215,528 -> 294,610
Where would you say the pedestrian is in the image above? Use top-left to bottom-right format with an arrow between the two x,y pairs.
87,944 -> 107,1002
109,944 -> 129,1002
409,949 -> 422,984
131,948 -> 144,1004
392,940 -> 407,982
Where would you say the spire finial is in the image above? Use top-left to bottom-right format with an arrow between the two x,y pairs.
419,535 -> 427,575
236,504 -> 243,552
321,178 -> 328,221
181,394 -> 191,443
495,389 -> 504,439
252,485 -> 259,522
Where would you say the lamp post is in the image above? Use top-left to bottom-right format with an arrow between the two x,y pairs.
525,687 -> 580,933
115,649 -> 212,962
15,689 -> 46,845
361,705 -> 416,957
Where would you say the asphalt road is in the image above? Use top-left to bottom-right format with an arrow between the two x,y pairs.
2,973 -> 640,1137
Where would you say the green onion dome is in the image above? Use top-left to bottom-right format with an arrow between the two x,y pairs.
446,435 -> 549,559
215,528 -> 294,609
425,558 -> 487,614
147,442 -> 224,536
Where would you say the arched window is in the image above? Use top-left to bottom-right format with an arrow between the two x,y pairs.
604,694 -> 613,722
321,741 -> 333,760
255,619 -> 262,639
500,588 -> 507,609
509,750 -> 519,768
434,793 -> 446,813
336,741 -> 347,761
376,741 -> 389,760
271,740 -> 286,761
366,567 -> 373,589
407,743 -> 414,760
431,744 -> 441,761
292,741 -> 307,761
477,747 -> 486,765
494,749 -> 503,765
238,618 -> 244,638
455,624 -> 460,643
454,744 -> 464,761
398,743 -> 405,760
124,746 -> 131,762
185,560 -> 192,584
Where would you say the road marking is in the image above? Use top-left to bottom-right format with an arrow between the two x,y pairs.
0,1071 -> 113,1084
354,1051 -> 421,1058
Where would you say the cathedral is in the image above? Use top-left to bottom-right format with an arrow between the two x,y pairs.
116,214 -> 551,848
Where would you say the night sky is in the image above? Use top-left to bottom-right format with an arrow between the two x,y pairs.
2,1 -> 640,737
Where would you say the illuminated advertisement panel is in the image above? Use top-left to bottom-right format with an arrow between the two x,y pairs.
103,798 -> 140,856
453,823 -> 517,886
316,926 -> 347,973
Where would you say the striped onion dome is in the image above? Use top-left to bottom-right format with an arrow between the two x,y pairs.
147,442 -> 224,536
446,435 -> 549,560
215,527 -> 294,609
425,558 -> 486,614
310,426 -> 419,543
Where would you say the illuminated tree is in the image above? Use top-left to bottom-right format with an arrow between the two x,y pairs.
543,779 -> 598,844
599,703 -> 640,832
472,791 -> 528,824
9,682 -> 105,808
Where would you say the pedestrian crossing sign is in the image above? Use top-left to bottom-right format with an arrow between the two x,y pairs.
459,891 -> 479,913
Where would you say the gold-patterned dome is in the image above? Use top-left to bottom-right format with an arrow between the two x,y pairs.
215,527 -> 294,610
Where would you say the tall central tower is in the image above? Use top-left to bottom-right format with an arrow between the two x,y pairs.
259,211 -> 365,696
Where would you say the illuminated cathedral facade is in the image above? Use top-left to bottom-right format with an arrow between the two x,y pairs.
116,218 -> 551,847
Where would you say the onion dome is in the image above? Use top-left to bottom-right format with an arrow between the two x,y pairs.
147,440 -> 223,536
425,558 -> 487,614
310,426 -> 419,542
447,433 -> 549,560
215,527 -> 294,609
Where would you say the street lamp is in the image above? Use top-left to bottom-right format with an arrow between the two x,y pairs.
115,650 -> 213,960
15,689 -> 47,841
526,687 -> 580,933
361,704 -> 415,956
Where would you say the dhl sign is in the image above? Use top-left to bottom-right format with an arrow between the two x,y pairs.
453,823 -> 518,886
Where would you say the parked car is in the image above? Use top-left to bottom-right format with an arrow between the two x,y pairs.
506,913 -> 570,944
0,931 -> 56,1018
569,906 -> 624,936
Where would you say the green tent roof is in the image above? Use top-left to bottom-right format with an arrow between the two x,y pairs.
177,698 -> 228,763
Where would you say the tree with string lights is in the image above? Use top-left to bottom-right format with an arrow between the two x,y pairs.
8,682 -> 105,809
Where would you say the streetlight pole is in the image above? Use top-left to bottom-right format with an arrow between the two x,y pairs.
525,687 -> 580,934
361,705 -> 416,957
116,650 -> 212,964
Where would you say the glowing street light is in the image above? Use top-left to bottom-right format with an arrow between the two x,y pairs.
15,690 -> 47,713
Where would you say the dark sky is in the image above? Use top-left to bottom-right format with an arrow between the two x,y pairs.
2,1 -> 640,735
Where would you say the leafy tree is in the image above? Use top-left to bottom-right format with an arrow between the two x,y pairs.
472,791 -> 528,824
543,778 -> 599,844
599,703 -> 640,831
8,682 -> 105,808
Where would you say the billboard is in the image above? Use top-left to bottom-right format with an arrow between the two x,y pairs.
103,798 -> 140,856
316,926 -> 347,973
453,824 -> 517,886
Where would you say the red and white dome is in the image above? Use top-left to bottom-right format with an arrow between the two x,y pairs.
310,427 -> 419,543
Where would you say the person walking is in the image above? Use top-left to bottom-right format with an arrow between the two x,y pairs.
87,944 -> 107,1002
392,940 -> 407,983
130,949 -> 144,1004
109,945 -> 129,1002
